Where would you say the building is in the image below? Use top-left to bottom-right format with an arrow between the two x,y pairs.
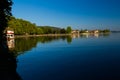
90,30 -> 99,34
6,30 -> 14,39
94,30 -> 99,34
71,30 -> 80,34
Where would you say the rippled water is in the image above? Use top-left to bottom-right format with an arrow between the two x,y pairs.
13,33 -> 120,80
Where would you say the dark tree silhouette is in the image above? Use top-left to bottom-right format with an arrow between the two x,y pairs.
0,0 -> 21,80
0,0 -> 13,34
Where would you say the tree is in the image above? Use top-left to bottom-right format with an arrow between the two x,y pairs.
66,26 -> 72,34
0,0 -> 13,35
103,29 -> 110,33
0,1 -> 22,80
60,28 -> 66,34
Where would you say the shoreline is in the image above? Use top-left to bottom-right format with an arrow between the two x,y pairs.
14,32 -> 111,38
15,34 -> 71,38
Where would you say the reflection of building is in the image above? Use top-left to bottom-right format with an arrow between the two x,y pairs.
80,33 -> 89,38
71,34 -> 80,38
7,38 -> 15,49
80,33 -> 100,38
94,33 -> 99,38
94,30 -> 99,34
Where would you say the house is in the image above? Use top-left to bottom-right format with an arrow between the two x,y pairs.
71,30 -> 79,34
90,30 -> 99,34
85,30 -> 89,33
94,30 -> 99,33
6,30 -> 14,39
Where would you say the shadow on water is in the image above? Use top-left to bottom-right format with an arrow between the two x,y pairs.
0,36 -> 22,80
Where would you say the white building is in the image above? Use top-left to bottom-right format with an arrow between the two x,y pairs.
6,30 -> 14,39
94,30 -> 99,34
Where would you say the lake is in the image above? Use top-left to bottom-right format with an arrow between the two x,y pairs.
10,33 -> 120,80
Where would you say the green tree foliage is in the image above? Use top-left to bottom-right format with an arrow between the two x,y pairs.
8,17 -> 38,35
79,29 -> 88,33
60,28 -> 66,34
0,0 -> 13,34
98,29 -> 110,33
66,26 -> 72,33
8,17 -> 68,35
102,29 -> 110,33
39,26 -> 62,34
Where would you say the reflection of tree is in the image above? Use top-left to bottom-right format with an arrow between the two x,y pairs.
67,36 -> 72,44
102,33 -> 110,37
14,37 -> 38,54
10,36 -> 71,56
10,33 -> 111,57
61,36 -> 66,41
38,36 -> 66,43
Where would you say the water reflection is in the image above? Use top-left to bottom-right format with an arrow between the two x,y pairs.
70,33 -> 110,41
8,33 -> 110,56
71,33 -> 110,38
4,33 -> 110,80
7,38 -> 15,49
67,36 -> 72,44
71,34 -> 80,38
10,36 -> 72,54
0,39 -> 22,80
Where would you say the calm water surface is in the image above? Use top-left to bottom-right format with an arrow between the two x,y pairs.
12,33 -> 120,80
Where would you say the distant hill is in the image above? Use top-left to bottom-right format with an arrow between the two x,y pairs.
111,31 -> 120,33
37,26 -> 62,30
37,26 -> 66,34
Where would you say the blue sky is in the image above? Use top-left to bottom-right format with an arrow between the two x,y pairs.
12,0 -> 120,30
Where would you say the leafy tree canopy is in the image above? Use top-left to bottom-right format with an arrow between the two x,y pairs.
7,16 -> 69,35
66,26 -> 72,33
